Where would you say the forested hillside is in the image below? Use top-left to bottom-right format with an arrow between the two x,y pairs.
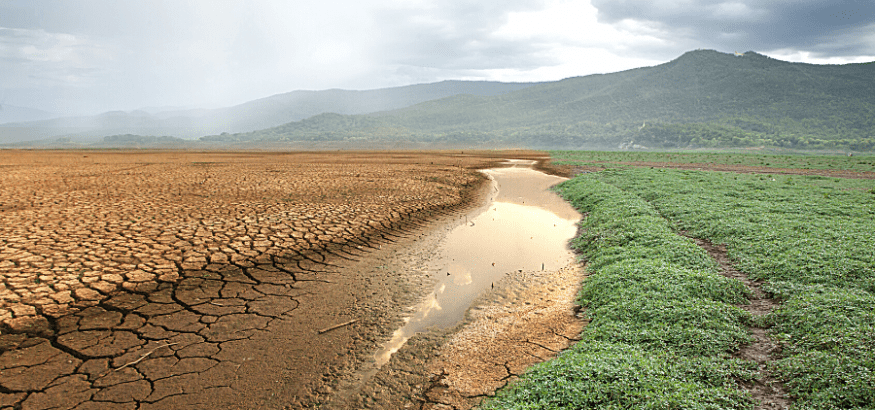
204,50 -> 875,151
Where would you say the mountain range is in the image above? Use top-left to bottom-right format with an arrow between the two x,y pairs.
204,50 -> 875,151
4,50 -> 874,151
0,81 -> 537,145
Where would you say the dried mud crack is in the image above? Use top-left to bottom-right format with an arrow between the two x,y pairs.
691,236 -> 791,410
1,150 -> 554,410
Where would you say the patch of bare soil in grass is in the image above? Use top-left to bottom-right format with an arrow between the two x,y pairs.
691,236 -> 791,410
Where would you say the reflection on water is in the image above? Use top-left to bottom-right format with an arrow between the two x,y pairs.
374,163 -> 580,367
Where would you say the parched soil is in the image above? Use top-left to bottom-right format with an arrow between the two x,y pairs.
0,149 -> 555,409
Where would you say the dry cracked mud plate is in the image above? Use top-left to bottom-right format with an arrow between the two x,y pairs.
3,150 -> 552,409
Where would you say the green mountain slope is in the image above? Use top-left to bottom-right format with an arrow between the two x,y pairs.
209,50 -> 875,150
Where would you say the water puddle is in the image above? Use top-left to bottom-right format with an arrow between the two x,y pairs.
374,160 -> 580,366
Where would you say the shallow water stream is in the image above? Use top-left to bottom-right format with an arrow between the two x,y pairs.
374,160 -> 580,365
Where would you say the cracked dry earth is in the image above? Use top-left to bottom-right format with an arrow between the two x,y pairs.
0,150 -> 544,409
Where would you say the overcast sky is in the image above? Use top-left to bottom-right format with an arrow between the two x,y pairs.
2,0 -> 873,115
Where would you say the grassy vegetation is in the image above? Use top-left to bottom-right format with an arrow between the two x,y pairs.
482,154 -> 875,409
550,151 -> 875,172
480,341 -> 757,410
594,168 -> 875,408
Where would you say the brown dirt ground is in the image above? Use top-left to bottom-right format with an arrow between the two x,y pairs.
0,149 -> 570,410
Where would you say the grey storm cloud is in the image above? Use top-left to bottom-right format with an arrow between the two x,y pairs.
373,1 -> 556,71
1,0 -> 563,114
591,0 -> 875,57
0,0 -> 873,115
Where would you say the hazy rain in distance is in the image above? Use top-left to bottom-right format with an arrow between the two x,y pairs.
1,0 -> 873,116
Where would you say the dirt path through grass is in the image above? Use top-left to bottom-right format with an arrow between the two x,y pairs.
690,237 -> 791,410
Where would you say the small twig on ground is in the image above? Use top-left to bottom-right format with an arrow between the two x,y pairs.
113,342 -> 179,372
235,357 -> 252,372
318,319 -> 358,334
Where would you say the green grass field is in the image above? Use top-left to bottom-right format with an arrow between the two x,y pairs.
550,151 -> 875,172
481,153 -> 875,409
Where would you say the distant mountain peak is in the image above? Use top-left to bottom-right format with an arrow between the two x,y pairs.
676,49 -> 759,60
